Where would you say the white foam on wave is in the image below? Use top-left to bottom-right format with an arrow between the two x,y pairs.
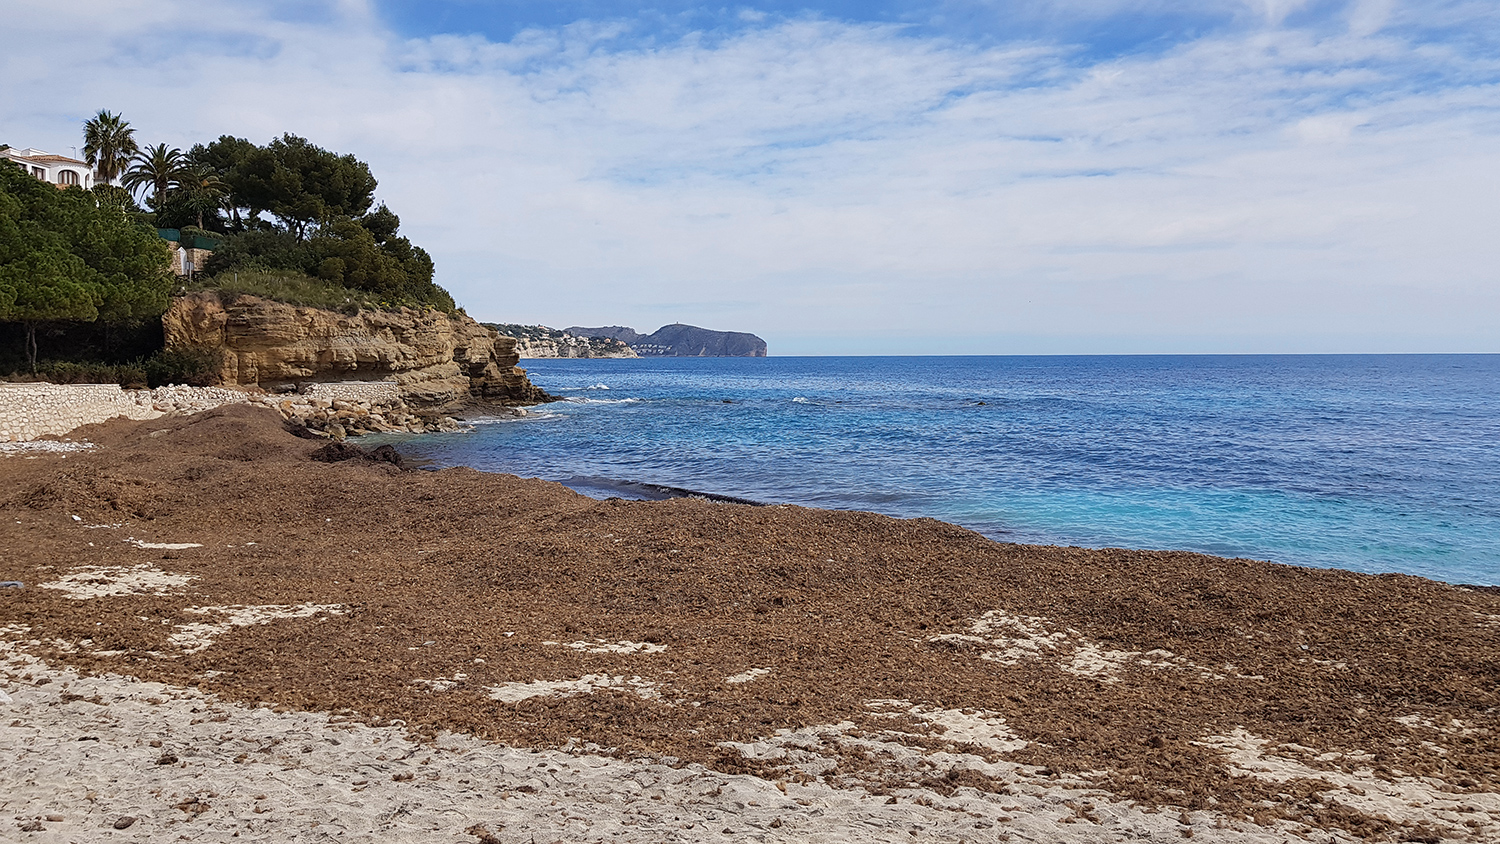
791,396 -> 810,404
582,397 -> 642,405
586,383 -> 610,390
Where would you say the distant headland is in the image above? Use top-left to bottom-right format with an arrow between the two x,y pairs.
568,324 -> 767,357
492,323 -> 768,358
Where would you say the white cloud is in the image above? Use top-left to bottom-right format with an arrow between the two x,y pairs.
2,0 -> 1497,353
1347,0 -> 1397,36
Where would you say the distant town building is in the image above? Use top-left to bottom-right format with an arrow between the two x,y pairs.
1,147 -> 95,189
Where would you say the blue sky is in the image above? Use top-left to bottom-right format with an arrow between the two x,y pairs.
373,0 -> 1242,55
3,1 -> 1498,353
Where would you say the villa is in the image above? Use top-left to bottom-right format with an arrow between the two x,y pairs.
1,147 -> 95,188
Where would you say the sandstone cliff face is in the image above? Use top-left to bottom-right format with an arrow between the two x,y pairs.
162,292 -> 551,412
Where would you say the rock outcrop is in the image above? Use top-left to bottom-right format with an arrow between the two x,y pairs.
567,323 -> 767,357
162,292 -> 552,412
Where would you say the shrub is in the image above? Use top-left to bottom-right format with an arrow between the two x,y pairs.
144,346 -> 223,387
3,360 -> 149,388
188,269 -> 387,313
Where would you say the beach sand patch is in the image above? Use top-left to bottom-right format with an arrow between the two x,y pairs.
1199,728 -> 1500,839
865,699 -> 1029,755
486,674 -> 662,702
0,652 -> 1340,844
168,604 -> 347,654
725,667 -> 772,684
0,440 -> 94,456
931,609 -> 1237,682
545,639 -> 668,655
38,564 -> 196,600
722,699 -> 1034,786
125,538 -> 204,550
412,673 -> 469,692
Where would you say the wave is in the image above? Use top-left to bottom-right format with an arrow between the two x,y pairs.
586,383 -> 610,390
791,396 -> 810,404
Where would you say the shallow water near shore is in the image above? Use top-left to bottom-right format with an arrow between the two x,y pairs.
399,354 -> 1500,585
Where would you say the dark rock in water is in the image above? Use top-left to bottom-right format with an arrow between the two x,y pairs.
567,323 -> 767,357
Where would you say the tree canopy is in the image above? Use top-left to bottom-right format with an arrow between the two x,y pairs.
180,135 -> 452,310
0,163 -> 172,366
123,143 -> 187,209
83,110 -> 139,185
190,134 -> 377,239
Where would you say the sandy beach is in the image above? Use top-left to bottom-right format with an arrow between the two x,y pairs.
2,405 -> 1498,842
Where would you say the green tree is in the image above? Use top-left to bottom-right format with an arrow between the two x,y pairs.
360,203 -> 401,243
82,110 -> 139,185
0,163 -> 171,369
123,143 -> 186,209
188,135 -> 261,232
231,135 -> 377,239
176,165 -> 230,230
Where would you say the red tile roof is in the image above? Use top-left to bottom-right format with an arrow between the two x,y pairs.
21,154 -> 89,166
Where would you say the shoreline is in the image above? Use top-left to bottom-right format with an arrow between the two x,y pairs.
2,404 -> 1498,842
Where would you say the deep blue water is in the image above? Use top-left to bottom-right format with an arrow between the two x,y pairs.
395,355 -> 1500,585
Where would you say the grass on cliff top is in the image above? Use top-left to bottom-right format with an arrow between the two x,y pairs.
187,270 -> 443,314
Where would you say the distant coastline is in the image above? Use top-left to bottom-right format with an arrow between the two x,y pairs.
491,323 -> 767,358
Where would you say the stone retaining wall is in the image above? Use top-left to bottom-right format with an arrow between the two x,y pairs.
0,380 -> 467,444
0,383 -> 161,443
300,382 -> 400,403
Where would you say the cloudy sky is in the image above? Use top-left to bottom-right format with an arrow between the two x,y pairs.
3,1 -> 1497,354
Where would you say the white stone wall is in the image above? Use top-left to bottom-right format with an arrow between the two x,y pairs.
0,380 -> 424,444
0,383 -> 161,443
300,381 -> 401,404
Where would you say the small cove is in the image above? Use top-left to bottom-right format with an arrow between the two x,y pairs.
398,354 -> 1500,585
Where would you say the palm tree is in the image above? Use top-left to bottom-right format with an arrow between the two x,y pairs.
122,143 -> 185,209
81,110 -> 139,185
177,165 -> 230,229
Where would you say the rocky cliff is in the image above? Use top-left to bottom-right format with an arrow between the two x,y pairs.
567,323 -> 767,357
162,292 -> 552,412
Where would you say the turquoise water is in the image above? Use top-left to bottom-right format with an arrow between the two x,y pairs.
396,355 -> 1500,585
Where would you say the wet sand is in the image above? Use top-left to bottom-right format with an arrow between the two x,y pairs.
1,405 -> 1497,842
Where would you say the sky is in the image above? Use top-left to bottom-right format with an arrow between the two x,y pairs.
2,0 -> 1497,354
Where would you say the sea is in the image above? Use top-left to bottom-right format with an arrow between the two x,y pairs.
394,355 -> 1500,586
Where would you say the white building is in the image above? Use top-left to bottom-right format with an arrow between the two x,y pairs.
2,147 -> 95,189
